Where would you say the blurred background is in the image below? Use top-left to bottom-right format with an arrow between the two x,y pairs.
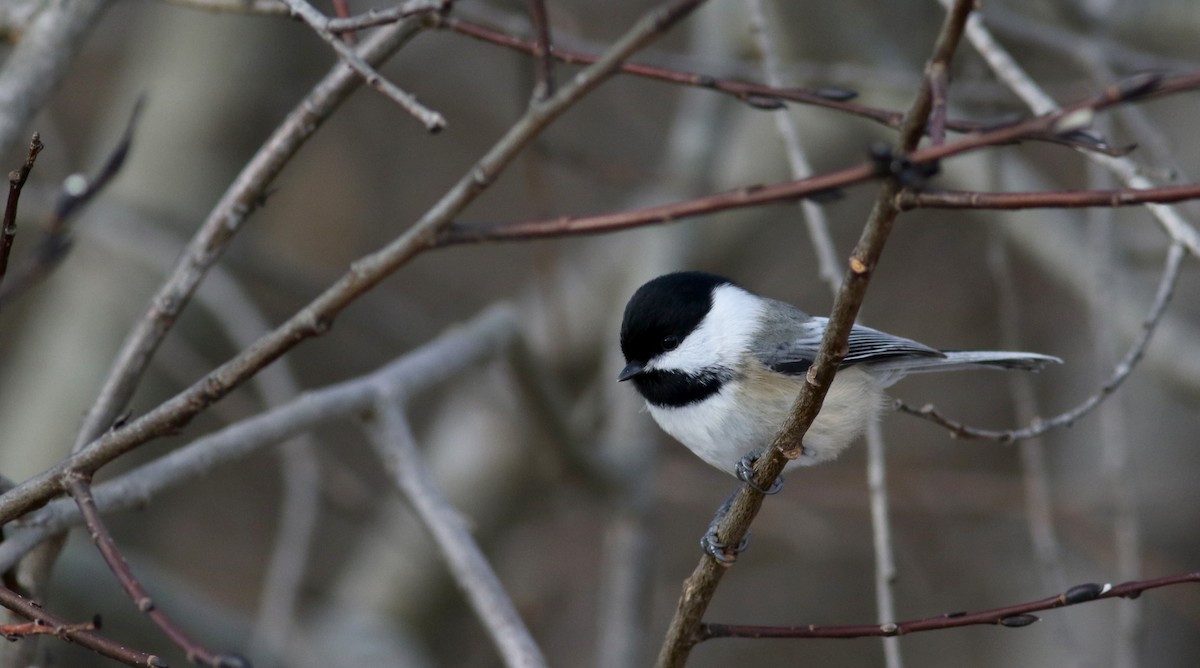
1,0 -> 1198,666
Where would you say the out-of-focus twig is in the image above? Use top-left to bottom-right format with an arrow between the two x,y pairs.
0,0 -> 112,159
898,182 -> 1200,210
366,397 -> 548,668
66,19 -> 425,468
0,0 -> 710,530
0,306 -> 519,573
896,241 -> 1185,441
523,0 -> 555,100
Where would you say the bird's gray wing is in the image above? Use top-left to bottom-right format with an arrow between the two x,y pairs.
755,305 -> 943,376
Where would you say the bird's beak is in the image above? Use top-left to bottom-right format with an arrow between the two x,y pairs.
617,361 -> 644,382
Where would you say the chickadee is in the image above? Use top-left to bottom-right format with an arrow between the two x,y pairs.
618,271 -> 1060,478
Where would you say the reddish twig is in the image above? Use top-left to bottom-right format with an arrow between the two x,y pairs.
0,100 -> 142,307
433,72 -> 1200,248
0,132 -> 43,297
0,585 -> 166,667
329,0 -> 356,44
699,571 -> 1200,641
898,182 -> 1200,210
64,474 -> 244,667
524,0 -> 555,100
438,15 -> 1140,156
895,241 -> 1184,441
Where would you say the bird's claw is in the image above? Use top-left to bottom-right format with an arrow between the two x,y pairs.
735,451 -> 784,495
701,530 -> 749,565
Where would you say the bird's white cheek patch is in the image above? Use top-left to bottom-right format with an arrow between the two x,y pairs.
649,285 -> 764,375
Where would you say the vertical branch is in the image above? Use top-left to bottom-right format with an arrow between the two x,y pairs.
986,220 -> 1080,661
0,133 -> 42,297
746,1 -> 900,665
744,0 -> 840,295
524,0 -> 556,100
864,420 -> 902,668
1085,156 -> 1142,668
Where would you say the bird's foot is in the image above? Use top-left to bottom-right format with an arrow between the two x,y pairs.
735,450 -> 784,495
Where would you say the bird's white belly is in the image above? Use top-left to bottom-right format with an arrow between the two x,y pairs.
646,366 -> 885,476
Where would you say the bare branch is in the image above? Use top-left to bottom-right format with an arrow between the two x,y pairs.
896,242 -> 1186,441
65,473 -> 238,667
654,2 -> 977,666
523,0 -> 555,100
0,0 -> 112,158
898,182 -> 1200,210
436,72 -> 1200,247
699,572 -> 1200,640
0,0 -> 709,528
67,19 -> 426,460
0,585 -> 166,667
0,305 -> 519,573
281,0 -> 446,132
0,133 -> 42,297
366,398 -> 547,668
324,0 -> 448,33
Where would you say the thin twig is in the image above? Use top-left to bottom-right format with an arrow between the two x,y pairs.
0,100 -> 141,307
746,3 -> 898,666
943,0 -> 1200,257
282,0 -> 446,132
744,0 -> 840,295
523,0 -> 555,100
898,182 -> 1200,210
0,0 -> 709,528
324,0 -> 447,33
654,3 -> 977,666
698,572 -> 1200,640
0,585 -> 166,667
0,132 -> 42,297
64,473 -> 235,667
435,72 -> 1200,247
986,224 -> 1079,658
367,397 -> 548,668
896,241 -> 1185,441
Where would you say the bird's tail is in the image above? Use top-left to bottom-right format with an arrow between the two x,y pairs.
870,350 -> 1062,376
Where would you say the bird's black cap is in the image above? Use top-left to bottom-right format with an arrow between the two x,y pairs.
619,272 -> 735,373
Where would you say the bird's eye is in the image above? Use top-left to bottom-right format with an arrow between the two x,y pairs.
661,335 -> 680,351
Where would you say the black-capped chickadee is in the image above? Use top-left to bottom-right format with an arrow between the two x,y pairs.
619,271 -> 1060,478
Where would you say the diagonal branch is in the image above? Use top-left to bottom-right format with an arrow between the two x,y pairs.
68,20 -> 425,458
0,585 -> 165,668
654,2 -> 977,666
0,0 -> 710,532
65,473 -> 240,667
281,0 -> 447,132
